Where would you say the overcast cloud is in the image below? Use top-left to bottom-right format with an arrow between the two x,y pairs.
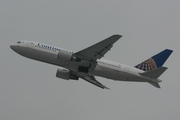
0,1 -> 180,120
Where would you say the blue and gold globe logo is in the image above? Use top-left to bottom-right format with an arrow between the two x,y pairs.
135,58 -> 157,71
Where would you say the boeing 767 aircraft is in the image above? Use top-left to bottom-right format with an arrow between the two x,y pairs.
10,35 -> 173,89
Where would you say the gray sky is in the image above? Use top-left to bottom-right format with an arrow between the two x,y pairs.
1,1 -> 180,120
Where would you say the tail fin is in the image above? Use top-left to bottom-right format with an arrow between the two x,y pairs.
135,49 -> 173,71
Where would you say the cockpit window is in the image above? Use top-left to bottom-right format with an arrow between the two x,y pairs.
17,41 -> 21,43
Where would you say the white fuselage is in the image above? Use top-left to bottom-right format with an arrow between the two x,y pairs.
10,41 -> 156,83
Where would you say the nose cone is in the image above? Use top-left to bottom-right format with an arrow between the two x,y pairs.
10,45 -> 18,52
10,44 -> 25,56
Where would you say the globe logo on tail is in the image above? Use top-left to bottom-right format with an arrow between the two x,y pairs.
135,58 -> 157,71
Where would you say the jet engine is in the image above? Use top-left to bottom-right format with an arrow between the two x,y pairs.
56,68 -> 79,80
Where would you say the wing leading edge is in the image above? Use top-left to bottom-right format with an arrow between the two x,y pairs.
74,34 -> 122,61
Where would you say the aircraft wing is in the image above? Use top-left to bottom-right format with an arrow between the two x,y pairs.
74,34 -> 122,62
81,76 -> 109,89
70,71 -> 109,89
71,35 -> 121,89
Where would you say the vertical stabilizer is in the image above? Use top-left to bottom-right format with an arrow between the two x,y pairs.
135,49 -> 173,71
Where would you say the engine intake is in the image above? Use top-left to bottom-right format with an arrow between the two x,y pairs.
56,68 -> 79,80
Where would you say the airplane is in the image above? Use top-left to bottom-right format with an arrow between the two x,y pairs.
10,34 -> 173,89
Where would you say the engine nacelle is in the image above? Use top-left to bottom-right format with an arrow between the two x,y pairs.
57,50 -> 81,62
56,68 -> 79,80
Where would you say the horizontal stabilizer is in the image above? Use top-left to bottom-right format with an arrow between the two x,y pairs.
140,67 -> 168,79
148,82 -> 161,88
